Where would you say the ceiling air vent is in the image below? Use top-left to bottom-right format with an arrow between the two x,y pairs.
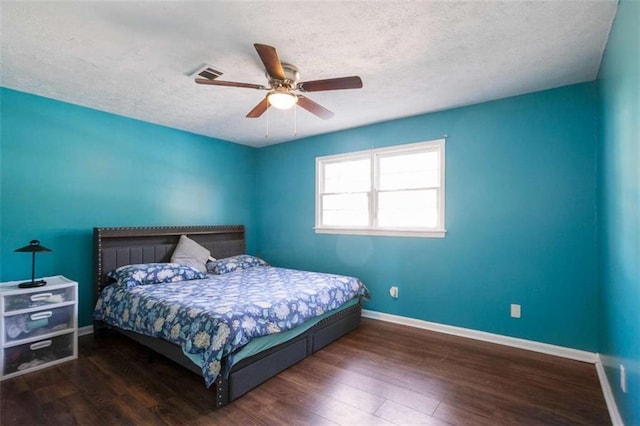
188,64 -> 223,80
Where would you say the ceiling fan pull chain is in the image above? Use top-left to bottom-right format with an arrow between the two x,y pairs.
265,103 -> 270,140
294,104 -> 297,137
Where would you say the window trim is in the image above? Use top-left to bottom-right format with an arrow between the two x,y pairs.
315,139 -> 446,238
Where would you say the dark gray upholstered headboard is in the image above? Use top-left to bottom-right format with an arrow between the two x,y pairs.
93,225 -> 245,302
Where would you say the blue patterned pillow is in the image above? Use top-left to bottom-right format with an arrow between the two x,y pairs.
207,255 -> 269,275
107,263 -> 207,289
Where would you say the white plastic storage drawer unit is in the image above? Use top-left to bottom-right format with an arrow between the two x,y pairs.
0,276 -> 78,380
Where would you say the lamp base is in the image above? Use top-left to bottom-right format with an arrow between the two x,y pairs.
18,279 -> 47,288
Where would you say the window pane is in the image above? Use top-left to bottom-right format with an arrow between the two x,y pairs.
322,193 -> 369,226
378,190 -> 438,227
379,151 -> 439,190
324,159 -> 370,193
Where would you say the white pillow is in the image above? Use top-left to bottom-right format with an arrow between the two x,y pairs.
170,235 -> 210,273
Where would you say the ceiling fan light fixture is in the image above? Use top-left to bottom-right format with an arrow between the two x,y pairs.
267,90 -> 298,110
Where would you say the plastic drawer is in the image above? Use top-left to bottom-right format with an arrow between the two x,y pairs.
3,333 -> 74,375
4,287 -> 74,312
4,305 -> 74,343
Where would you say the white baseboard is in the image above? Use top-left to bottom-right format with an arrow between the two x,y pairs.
361,309 -> 597,363
596,354 -> 624,426
78,325 -> 94,336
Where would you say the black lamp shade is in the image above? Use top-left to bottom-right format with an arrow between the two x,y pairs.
14,240 -> 52,288
14,240 -> 52,253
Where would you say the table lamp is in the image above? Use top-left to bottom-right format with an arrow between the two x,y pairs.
14,240 -> 52,288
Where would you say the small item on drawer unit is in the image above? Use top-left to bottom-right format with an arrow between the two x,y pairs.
13,240 -> 53,288
6,315 -> 29,339
18,359 -> 46,371
45,294 -> 65,304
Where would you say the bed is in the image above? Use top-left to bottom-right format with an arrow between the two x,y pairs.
92,225 -> 367,408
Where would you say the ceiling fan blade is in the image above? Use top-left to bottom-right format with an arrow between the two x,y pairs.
297,76 -> 363,92
254,43 -> 285,81
297,95 -> 334,120
246,97 -> 270,118
195,78 -> 266,90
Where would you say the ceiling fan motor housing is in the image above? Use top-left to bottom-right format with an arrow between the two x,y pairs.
267,63 -> 300,89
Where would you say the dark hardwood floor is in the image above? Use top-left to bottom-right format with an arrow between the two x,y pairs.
1,319 -> 610,425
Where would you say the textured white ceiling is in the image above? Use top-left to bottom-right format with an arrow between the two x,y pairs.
1,1 -> 617,147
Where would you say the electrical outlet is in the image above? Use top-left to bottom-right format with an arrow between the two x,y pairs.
510,304 -> 521,318
389,286 -> 399,298
621,364 -> 627,393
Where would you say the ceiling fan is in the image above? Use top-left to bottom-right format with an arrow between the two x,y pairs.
195,43 -> 363,120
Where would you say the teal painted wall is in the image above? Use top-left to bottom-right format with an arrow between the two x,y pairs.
257,83 -> 599,351
3,48 -> 628,416
597,0 -> 640,424
0,88 -> 257,327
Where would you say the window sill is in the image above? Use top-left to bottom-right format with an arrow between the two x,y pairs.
314,227 -> 447,238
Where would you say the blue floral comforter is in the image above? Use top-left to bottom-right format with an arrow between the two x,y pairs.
93,266 -> 369,387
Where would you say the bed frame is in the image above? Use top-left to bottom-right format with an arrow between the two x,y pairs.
93,225 -> 362,408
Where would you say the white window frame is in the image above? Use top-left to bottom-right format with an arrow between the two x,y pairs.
315,139 -> 446,238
